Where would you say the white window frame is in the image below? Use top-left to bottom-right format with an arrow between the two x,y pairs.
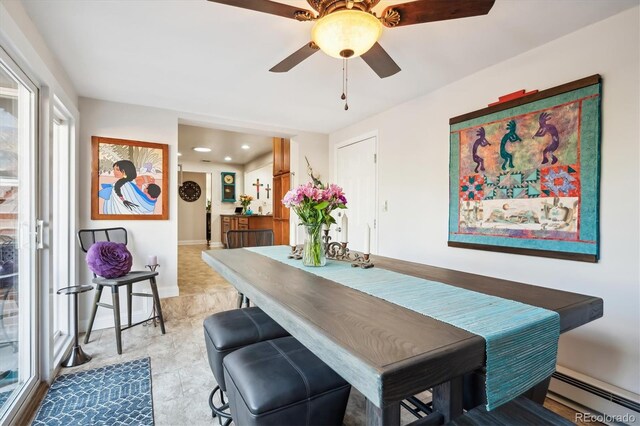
0,45 -> 39,426
51,101 -> 73,351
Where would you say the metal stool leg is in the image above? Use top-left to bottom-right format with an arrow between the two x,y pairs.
111,286 -> 122,354
84,284 -> 103,344
209,385 -> 232,426
149,277 -> 166,334
62,291 -> 92,367
126,283 -> 133,327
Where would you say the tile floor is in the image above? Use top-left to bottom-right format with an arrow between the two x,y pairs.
53,245 -> 589,425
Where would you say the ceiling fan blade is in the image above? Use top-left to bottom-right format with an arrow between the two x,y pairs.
381,0 -> 495,27
207,0 -> 315,20
270,42 -> 320,73
360,43 -> 401,78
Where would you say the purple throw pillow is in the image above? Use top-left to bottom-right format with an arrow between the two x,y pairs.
86,241 -> 133,278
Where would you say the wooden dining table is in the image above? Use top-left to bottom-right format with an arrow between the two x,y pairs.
202,248 -> 603,426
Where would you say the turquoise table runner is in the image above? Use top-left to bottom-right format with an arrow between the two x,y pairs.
247,246 -> 560,410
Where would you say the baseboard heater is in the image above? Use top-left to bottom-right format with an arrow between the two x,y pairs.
549,370 -> 639,424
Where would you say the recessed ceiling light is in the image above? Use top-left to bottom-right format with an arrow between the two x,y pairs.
193,147 -> 211,153
241,144 -> 250,150
177,152 -> 182,156
224,156 -> 232,161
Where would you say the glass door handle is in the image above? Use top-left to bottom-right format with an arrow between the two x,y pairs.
35,219 -> 44,249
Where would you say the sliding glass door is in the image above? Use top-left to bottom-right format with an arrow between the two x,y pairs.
0,48 -> 38,421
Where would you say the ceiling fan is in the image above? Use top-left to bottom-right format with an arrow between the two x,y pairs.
207,0 -> 496,78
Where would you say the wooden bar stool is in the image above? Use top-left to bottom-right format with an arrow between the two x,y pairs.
78,228 -> 166,354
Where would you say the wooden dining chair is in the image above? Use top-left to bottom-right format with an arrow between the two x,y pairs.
78,227 -> 165,354
225,229 -> 274,308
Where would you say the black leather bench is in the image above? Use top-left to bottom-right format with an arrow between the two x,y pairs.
203,307 -> 289,424
223,336 -> 351,426
446,396 -> 574,425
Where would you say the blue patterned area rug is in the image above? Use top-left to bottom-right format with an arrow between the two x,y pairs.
33,357 -> 153,425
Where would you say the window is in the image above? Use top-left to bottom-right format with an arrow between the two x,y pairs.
0,46 -> 38,423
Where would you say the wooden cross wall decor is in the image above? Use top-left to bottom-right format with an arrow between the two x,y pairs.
265,184 -> 271,199
253,178 -> 264,199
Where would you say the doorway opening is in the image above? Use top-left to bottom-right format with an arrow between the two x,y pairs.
168,124 -> 289,320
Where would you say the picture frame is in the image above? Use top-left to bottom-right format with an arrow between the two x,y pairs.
448,75 -> 601,262
91,136 -> 169,220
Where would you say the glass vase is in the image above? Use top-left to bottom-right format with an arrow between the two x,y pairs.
303,224 -> 326,267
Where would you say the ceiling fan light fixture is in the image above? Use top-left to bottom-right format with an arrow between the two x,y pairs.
311,10 -> 382,59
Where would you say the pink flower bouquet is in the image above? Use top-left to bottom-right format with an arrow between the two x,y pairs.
283,181 -> 347,266
283,182 -> 347,226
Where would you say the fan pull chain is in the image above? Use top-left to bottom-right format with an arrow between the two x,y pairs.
342,58 -> 349,111
341,59 -> 345,100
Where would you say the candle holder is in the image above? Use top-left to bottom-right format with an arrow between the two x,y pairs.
144,264 -> 160,327
351,253 -> 374,269
288,245 -> 303,260
322,229 -> 375,268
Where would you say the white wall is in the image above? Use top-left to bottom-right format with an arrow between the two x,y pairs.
290,132 -> 331,243
244,152 -> 273,214
78,97 -> 180,330
0,0 -> 77,109
180,160 -> 244,245
329,7 -> 640,395
178,171 -> 207,244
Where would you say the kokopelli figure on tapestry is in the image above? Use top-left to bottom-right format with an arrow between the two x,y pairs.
534,112 -> 560,165
472,127 -> 491,173
500,120 -> 523,170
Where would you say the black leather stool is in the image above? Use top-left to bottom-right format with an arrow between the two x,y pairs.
223,336 -> 351,426
203,307 -> 289,425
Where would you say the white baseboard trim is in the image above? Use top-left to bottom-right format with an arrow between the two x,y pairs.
549,366 -> 640,425
159,285 -> 179,299
208,242 -> 223,248
178,240 -> 207,245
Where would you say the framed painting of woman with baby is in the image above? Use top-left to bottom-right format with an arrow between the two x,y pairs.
91,136 -> 169,220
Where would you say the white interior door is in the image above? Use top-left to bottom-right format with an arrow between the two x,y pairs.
336,136 -> 377,253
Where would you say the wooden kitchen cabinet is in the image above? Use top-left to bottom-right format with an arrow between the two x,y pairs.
273,137 -> 290,176
221,214 -> 273,247
272,137 -> 291,245
272,172 -> 290,245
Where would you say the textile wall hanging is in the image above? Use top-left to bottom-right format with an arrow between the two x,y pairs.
448,75 -> 601,262
92,136 -> 169,220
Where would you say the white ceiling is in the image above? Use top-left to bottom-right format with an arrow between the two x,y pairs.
178,124 -> 272,164
21,0 -> 637,134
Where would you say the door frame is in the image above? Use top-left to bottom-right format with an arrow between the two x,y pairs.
332,130 -> 379,254
0,45 -> 40,426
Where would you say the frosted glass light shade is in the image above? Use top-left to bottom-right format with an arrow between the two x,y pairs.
311,10 -> 382,59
